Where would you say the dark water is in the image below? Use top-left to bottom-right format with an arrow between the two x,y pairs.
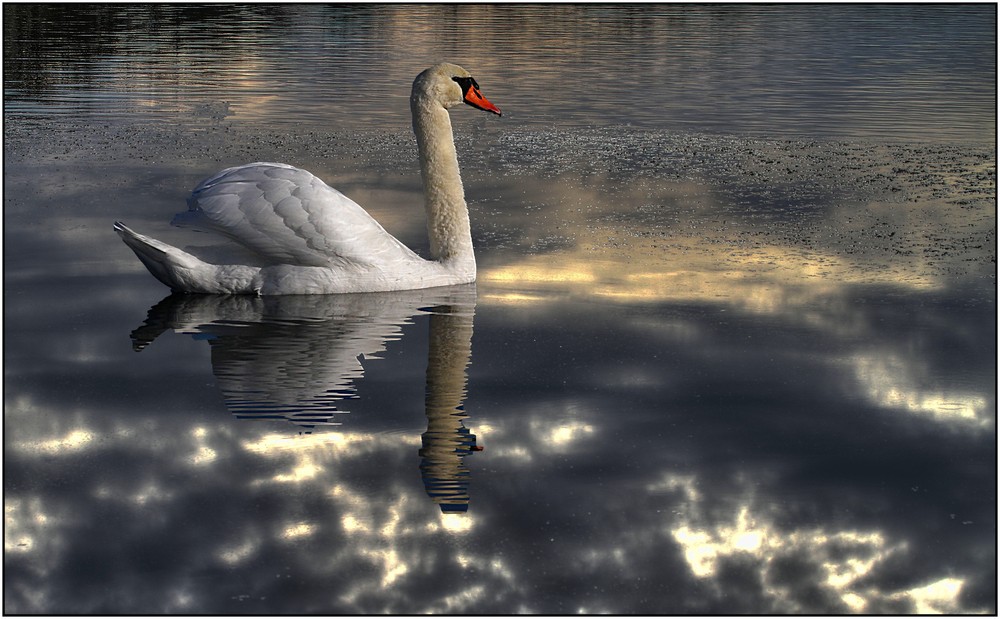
4,3 -> 996,140
4,4 -> 996,615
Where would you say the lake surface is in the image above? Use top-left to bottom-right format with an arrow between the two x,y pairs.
4,4 -> 996,615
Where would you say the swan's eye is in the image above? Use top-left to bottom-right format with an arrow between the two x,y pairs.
452,76 -> 476,96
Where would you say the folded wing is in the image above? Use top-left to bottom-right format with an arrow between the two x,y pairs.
172,162 -> 420,268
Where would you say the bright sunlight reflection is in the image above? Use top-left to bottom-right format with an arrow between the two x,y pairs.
440,512 -> 475,533
19,429 -> 95,455
658,469 -> 975,614
851,353 -> 992,430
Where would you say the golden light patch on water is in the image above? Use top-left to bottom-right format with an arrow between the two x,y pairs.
480,230 -> 941,312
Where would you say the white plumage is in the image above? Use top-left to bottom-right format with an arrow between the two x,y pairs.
173,162 -> 419,268
115,63 -> 500,295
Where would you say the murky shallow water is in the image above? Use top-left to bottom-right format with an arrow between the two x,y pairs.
4,5 -> 996,615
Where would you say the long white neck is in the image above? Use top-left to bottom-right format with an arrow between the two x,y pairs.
411,97 -> 475,268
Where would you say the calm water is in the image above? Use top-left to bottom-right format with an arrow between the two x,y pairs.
4,4 -> 996,615
4,3 -> 996,140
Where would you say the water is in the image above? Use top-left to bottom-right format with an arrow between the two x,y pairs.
4,5 -> 996,615
4,4 -> 995,140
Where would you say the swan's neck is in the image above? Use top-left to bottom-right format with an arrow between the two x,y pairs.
412,99 -> 475,268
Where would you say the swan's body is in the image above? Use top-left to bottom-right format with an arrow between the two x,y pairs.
114,63 -> 500,295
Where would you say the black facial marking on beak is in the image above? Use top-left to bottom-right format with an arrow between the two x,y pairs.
452,76 -> 478,97
452,75 -> 501,116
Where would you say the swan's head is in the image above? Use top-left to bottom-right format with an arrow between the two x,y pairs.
412,63 -> 501,116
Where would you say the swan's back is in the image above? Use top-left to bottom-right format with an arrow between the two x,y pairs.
173,162 -> 420,268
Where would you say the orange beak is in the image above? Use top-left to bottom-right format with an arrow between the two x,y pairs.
465,87 -> 501,116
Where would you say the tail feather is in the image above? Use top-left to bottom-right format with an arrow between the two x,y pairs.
115,221 -> 259,294
114,221 -> 204,290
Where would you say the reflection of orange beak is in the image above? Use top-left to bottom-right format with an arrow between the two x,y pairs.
465,88 -> 501,116
470,445 -> 484,451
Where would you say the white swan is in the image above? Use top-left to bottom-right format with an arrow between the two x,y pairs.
114,63 -> 500,295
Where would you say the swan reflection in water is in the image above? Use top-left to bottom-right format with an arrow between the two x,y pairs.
129,284 -> 482,512
419,302 -> 483,512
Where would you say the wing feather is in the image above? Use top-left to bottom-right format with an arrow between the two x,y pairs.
172,162 -> 419,268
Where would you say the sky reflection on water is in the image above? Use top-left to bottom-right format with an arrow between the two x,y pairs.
5,117 -> 996,613
5,122 -> 996,614
5,265 -> 994,614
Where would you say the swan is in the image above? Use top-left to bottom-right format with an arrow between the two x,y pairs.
114,62 -> 501,295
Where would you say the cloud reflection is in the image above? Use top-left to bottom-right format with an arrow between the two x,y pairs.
479,186 -> 962,316
651,472 -> 985,614
5,274 -> 994,613
4,103 -> 993,613
851,353 -> 992,430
